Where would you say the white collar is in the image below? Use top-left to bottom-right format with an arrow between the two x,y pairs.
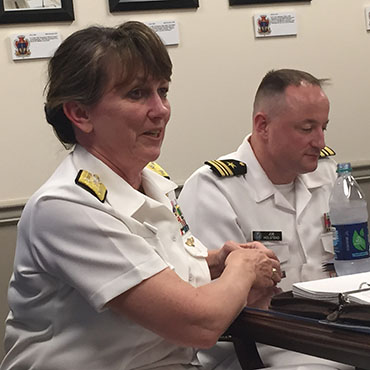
224,134 -> 333,203
72,145 -> 178,216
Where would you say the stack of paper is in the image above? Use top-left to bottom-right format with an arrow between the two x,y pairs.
348,290 -> 370,304
293,272 -> 370,304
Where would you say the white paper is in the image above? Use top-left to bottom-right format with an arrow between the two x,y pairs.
10,32 -> 61,60
146,20 -> 179,46
350,289 -> 370,304
254,12 -> 297,38
293,271 -> 370,304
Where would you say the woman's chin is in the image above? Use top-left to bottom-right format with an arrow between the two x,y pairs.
143,150 -> 161,165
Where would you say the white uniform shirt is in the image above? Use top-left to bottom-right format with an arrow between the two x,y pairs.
2,145 -> 210,370
178,135 -> 337,290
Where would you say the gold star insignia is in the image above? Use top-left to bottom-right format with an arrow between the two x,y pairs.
185,237 -> 195,247
204,159 -> 247,177
75,170 -> 107,202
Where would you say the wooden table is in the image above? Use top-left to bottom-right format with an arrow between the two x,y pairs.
227,307 -> 370,370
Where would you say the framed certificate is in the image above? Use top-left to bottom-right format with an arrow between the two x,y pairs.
229,0 -> 310,5
109,0 -> 199,12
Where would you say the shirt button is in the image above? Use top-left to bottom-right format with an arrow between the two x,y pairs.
172,235 -> 177,242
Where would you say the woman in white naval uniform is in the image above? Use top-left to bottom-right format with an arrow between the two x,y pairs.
1,22 -> 282,370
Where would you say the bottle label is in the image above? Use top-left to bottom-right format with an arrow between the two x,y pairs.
333,222 -> 369,260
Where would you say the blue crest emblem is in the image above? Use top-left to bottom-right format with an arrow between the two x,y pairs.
258,15 -> 271,35
15,35 -> 31,57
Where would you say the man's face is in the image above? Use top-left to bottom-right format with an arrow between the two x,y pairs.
263,83 -> 330,183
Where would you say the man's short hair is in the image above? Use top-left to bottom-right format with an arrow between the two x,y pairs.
253,69 -> 328,115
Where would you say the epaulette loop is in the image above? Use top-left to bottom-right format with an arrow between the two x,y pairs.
75,170 -> 107,202
320,146 -> 336,158
205,159 -> 247,177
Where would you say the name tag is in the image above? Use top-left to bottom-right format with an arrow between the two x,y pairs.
252,231 -> 282,242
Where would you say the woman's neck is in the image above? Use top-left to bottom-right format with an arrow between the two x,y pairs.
83,145 -> 145,190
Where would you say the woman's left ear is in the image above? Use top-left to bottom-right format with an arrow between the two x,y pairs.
63,101 -> 93,134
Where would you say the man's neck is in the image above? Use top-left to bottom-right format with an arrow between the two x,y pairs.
248,135 -> 296,185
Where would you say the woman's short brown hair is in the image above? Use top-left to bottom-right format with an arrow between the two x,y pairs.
44,21 -> 172,148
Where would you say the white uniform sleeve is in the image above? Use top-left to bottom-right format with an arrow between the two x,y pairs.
26,198 -> 168,311
178,168 -> 247,250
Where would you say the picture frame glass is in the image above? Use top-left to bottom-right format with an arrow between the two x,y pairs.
4,0 -> 62,10
0,0 -> 74,24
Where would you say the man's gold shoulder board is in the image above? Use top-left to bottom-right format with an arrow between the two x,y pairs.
205,159 -> 247,177
320,146 -> 336,158
146,162 -> 170,179
75,170 -> 107,203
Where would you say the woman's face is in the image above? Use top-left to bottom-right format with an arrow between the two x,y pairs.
85,75 -> 171,173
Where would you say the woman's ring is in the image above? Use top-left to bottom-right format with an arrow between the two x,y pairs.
272,267 -> 277,277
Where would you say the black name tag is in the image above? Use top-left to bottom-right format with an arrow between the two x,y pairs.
252,231 -> 282,242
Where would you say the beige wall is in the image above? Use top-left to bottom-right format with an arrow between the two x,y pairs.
2,0 -> 370,361
1,0 -> 370,205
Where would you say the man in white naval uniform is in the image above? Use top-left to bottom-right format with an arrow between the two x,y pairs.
178,69 -> 350,369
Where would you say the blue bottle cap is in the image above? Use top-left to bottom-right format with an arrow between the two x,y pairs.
337,162 -> 352,173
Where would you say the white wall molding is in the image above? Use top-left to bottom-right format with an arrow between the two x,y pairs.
0,202 -> 25,226
351,162 -> 370,183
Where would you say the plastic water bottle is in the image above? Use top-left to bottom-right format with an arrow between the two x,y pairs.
329,162 -> 370,276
